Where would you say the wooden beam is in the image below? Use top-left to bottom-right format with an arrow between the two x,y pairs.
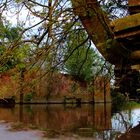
129,0 -> 140,14
131,64 -> 140,71
110,13 -> 140,33
131,50 -> 140,60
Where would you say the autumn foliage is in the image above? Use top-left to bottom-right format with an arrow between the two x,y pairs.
0,69 -> 111,102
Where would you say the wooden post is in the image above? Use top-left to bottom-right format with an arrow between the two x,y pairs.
19,104 -> 23,122
19,68 -> 25,104
104,77 -> 106,103
92,79 -> 95,104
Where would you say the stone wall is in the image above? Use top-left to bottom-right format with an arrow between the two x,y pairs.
0,71 -> 111,103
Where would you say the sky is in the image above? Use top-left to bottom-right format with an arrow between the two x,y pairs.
3,6 -> 41,27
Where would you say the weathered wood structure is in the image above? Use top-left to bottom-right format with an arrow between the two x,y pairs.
72,0 -> 140,98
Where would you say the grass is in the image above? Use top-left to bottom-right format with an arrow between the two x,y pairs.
123,101 -> 140,109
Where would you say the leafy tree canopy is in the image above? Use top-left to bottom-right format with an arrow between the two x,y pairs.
63,22 -> 106,81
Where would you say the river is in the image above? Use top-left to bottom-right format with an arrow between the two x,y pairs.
0,103 -> 140,140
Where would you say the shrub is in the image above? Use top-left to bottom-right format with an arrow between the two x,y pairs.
24,93 -> 33,101
111,90 -> 127,112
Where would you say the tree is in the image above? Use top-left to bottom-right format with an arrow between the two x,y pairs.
0,0 -> 117,70
0,0 -> 116,82
63,22 -> 105,82
0,21 -> 22,72
0,0 -> 117,81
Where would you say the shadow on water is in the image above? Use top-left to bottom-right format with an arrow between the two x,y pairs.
0,103 -> 140,139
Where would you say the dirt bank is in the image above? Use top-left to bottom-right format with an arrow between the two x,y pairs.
0,122 -> 43,140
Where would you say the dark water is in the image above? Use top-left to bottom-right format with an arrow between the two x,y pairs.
0,104 -> 140,139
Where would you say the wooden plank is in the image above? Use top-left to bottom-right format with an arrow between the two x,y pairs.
114,30 -> 140,40
128,0 -> 140,14
110,13 -> 140,33
131,50 -> 140,60
129,0 -> 140,6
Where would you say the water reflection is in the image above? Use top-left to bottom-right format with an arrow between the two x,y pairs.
0,104 -> 140,139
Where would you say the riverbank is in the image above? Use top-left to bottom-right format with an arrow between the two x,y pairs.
0,122 -> 43,140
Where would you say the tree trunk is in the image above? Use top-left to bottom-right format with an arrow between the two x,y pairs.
71,0 -> 113,56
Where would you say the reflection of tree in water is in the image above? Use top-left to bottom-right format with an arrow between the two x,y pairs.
1,104 -> 138,139
95,110 -> 133,140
